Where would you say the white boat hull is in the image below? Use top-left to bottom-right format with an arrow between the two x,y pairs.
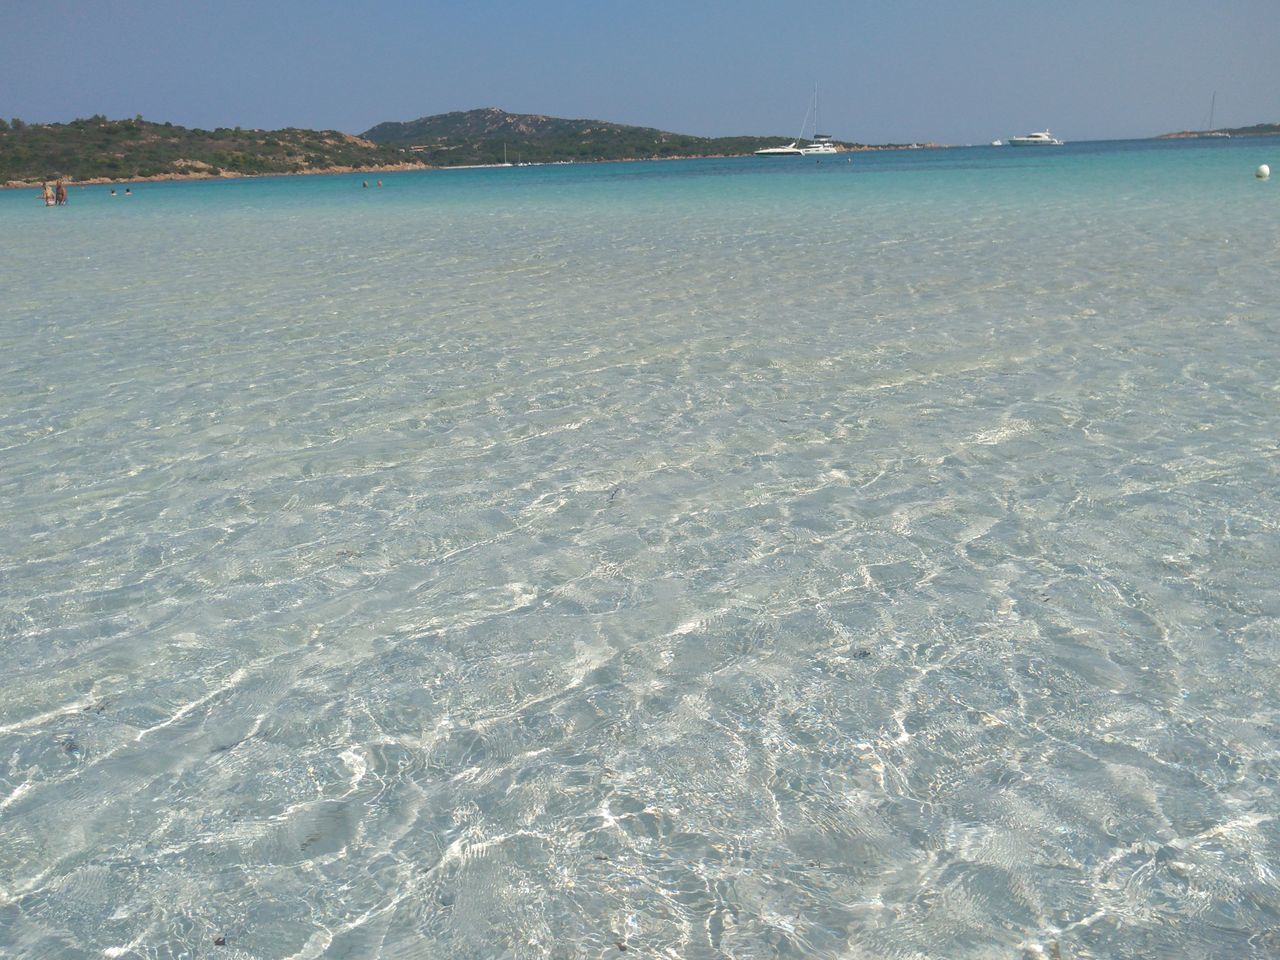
1007,131 -> 1064,146
754,141 -> 838,157
756,89 -> 842,156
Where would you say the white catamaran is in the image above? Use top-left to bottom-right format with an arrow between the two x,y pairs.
755,87 -> 839,157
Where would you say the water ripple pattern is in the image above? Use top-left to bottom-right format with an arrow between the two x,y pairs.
1,141 -> 1278,958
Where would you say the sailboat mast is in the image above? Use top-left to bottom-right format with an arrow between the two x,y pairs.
798,83 -> 819,144
795,94 -> 811,143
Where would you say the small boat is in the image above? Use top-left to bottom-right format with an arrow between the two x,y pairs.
756,87 -> 841,157
990,139 -> 1003,147
1007,130 -> 1064,146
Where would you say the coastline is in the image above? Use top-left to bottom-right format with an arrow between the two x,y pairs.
1156,131 -> 1280,139
1,160 -> 431,191
435,144 -> 946,170
2,145 -> 948,190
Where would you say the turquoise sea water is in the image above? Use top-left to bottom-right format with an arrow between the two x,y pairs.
2,139 -> 1278,959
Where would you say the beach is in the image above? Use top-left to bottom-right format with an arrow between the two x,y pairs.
1,138 -> 1278,958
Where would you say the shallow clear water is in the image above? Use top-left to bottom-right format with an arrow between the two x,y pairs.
2,139 -> 1279,959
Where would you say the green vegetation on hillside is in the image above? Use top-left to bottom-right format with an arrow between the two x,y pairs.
362,107 -> 892,165
0,116 -> 424,184
0,108 -> 924,185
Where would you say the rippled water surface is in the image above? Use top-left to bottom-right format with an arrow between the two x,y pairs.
2,141 -> 1279,958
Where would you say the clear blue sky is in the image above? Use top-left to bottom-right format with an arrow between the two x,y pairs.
1,0 -> 1274,143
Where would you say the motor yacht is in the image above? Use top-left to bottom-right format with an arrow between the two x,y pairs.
754,142 -> 805,157
1007,130 -> 1064,146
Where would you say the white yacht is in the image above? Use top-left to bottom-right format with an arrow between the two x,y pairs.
1008,130 -> 1064,146
756,135 -> 838,156
754,141 -> 806,157
755,135 -> 839,157
801,134 -> 838,156
756,87 -> 841,157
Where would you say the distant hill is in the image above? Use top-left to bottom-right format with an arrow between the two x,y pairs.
362,106 -> 893,165
0,116 -> 426,186
1,109 -> 921,187
1156,122 -> 1280,139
